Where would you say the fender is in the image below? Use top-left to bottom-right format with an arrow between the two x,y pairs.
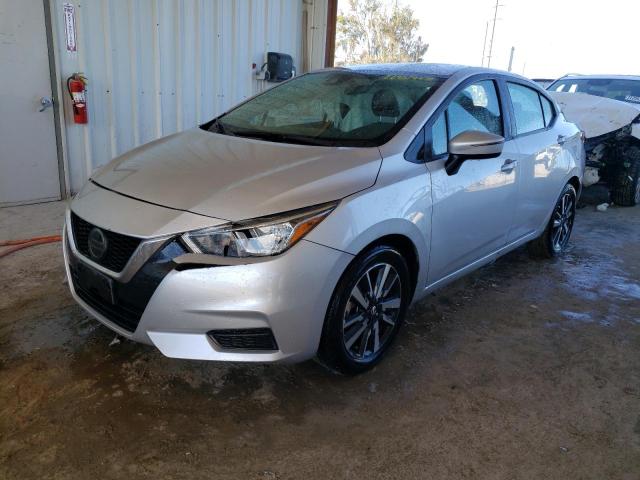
306,153 -> 432,296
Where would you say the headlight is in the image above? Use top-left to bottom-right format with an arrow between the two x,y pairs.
181,201 -> 338,257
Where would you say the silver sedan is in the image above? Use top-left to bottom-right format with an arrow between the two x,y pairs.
64,64 -> 584,374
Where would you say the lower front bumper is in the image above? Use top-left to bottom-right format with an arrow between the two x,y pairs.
64,224 -> 353,363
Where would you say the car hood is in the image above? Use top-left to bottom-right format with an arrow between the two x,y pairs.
549,92 -> 640,140
91,128 -> 382,221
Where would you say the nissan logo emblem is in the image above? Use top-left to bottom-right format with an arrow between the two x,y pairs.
87,227 -> 108,260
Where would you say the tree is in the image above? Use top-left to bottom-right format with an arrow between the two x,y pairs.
336,0 -> 428,65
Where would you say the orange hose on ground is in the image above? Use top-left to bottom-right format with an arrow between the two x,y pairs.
0,236 -> 62,258
0,235 -> 62,247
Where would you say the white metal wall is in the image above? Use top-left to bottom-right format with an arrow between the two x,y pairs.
50,0 -> 328,193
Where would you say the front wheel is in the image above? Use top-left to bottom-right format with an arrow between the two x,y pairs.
528,183 -> 577,259
317,245 -> 411,375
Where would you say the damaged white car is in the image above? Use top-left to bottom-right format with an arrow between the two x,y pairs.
548,75 -> 640,206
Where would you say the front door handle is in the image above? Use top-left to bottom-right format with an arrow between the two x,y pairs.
501,159 -> 518,173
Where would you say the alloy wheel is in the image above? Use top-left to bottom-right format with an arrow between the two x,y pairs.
342,262 -> 402,362
551,191 -> 575,252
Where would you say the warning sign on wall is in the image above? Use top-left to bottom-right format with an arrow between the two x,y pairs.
63,3 -> 77,53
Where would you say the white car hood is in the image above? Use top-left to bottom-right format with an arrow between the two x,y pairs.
549,91 -> 640,140
91,128 -> 382,221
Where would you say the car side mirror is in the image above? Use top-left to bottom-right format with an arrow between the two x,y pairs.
445,130 -> 505,175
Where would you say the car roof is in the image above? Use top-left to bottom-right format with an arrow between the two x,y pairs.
555,74 -> 640,82
342,62 -> 527,81
345,63 -> 468,77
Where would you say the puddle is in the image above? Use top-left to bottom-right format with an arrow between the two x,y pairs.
560,249 -> 640,303
559,310 -> 593,323
3,305 -> 96,358
546,310 -> 594,329
608,276 -> 640,300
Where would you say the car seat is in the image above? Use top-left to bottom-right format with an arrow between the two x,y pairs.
371,89 -> 400,123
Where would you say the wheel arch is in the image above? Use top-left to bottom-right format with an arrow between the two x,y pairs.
567,175 -> 582,198
356,234 -> 420,299
532,175 -> 581,240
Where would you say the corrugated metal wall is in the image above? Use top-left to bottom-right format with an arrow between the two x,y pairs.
51,0 -> 328,193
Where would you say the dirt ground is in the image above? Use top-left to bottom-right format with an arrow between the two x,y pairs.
1,201 -> 639,480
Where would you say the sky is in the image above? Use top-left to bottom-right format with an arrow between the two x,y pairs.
340,0 -> 640,79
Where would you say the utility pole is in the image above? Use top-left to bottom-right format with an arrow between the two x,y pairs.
508,46 -> 515,72
481,21 -> 489,67
487,0 -> 503,68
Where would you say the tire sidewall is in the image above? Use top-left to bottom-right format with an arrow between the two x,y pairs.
547,183 -> 577,256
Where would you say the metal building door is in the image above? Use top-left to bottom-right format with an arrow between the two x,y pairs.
0,0 -> 61,206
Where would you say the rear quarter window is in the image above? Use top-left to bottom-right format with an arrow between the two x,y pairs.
540,96 -> 555,127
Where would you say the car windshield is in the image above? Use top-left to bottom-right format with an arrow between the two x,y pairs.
549,78 -> 640,104
206,70 -> 444,146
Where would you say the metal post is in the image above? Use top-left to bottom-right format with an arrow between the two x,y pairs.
508,46 -> 515,72
324,0 -> 338,68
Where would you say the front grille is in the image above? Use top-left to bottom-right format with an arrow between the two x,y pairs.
70,266 -> 144,332
208,328 -> 279,351
71,212 -> 141,272
68,238 -> 186,333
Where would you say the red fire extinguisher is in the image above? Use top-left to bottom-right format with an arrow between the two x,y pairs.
67,73 -> 88,124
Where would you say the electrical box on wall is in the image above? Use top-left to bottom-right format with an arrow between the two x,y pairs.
265,52 -> 294,82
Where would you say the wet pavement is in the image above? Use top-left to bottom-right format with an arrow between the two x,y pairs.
1,202 -> 639,479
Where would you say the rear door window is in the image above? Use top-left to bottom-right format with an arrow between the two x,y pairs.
507,83 -> 545,135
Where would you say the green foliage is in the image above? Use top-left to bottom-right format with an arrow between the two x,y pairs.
336,0 -> 428,65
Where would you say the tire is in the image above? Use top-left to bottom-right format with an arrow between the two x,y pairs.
528,183 -> 577,259
611,146 -> 640,207
317,245 -> 411,375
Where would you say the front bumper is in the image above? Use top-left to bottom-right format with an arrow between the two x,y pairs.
63,214 -> 353,363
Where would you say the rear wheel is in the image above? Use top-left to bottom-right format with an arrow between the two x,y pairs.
611,146 -> 640,207
318,245 -> 411,375
528,183 -> 577,258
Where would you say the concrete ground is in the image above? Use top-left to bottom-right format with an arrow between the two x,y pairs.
1,200 -> 639,480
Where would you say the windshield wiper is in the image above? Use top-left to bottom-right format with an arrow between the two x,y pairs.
230,129 -> 334,146
209,118 -> 235,136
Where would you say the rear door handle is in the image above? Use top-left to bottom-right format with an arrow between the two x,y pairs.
501,159 -> 517,173
557,135 -> 567,145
